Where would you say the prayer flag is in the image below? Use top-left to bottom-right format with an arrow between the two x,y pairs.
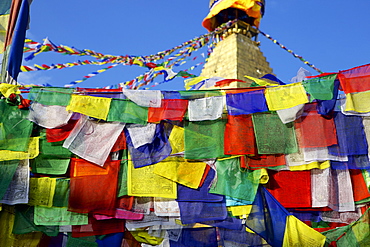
338,63 -> 370,94
1,0 -> 32,84
66,94 -> 112,120
226,89 -> 268,115
264,82 -> 309,111
344,91 -> 370,113
283,215 -> 326,246
148,99 -> 188,123
252,112 -> 298,154
302,73 -> 337,101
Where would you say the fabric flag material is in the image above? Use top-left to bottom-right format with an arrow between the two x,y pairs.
267,170 -> 312,208
1,0 -> 32,84
177,166 -> 224,202
122,89 -> 161,108
295,103 -> 337,148
168,125 -> 185,154
203,0 -> 264,31
322,208 -> 370,246
28,87 -> 74,106
0,83 -> 20,97
338,63 -> 370,94
277,104 -> 305,124
252,112 -> 298,154
226,89 -> 268,115
63,115 -> 125,166
34,206 -> 88,226
125,122 -> 172,168
153,156 -> 207,189
127,157 -> 177,199
224,114 -> 257,155
283,215 -> 326,247
148,99 -> 188,123
0,160 -> 19,200
0,136 -> 39,161
184,118 -> 227,159
107,99 -> 148,125
344,91 -> 370,113
66,94 -> 112,120
245,186 -> 289,247
126,123 -> 156,148
0,99 -> 33,152
328,112 -> 368,156
0,159 -> 29,205
188,95 -> 225,121
28,102 -> 73,129
302,73 -> 337,101
209,157 -> 262,202
264,82 -> 309,111
69,158 -> 120,216
28,177 -> 56,207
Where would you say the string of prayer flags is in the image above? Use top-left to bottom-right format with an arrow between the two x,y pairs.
264,82 -> 309,111
66,94 -> 112,120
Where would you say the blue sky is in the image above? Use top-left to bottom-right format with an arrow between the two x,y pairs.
19,0 -> 370,90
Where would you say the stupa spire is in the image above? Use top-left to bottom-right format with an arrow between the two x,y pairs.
200,0 -> 273,88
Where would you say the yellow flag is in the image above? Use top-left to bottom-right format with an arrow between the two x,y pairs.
228,205 -> 252,217
265,82 -> 309,111
66,94 -> 112,120
244,75 -> 275,86
0,137 -> 40,161
153,156 -> 207,189
289,160 -> 330,171
0,83 -> 20,98
184,76 -> 207,90
283,215 -> 326,247
169,125 -> 185,154
28,177 -> 57,207
0,205 -> 42,247
127,154 -> 177,199
345,91 -> 370,113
